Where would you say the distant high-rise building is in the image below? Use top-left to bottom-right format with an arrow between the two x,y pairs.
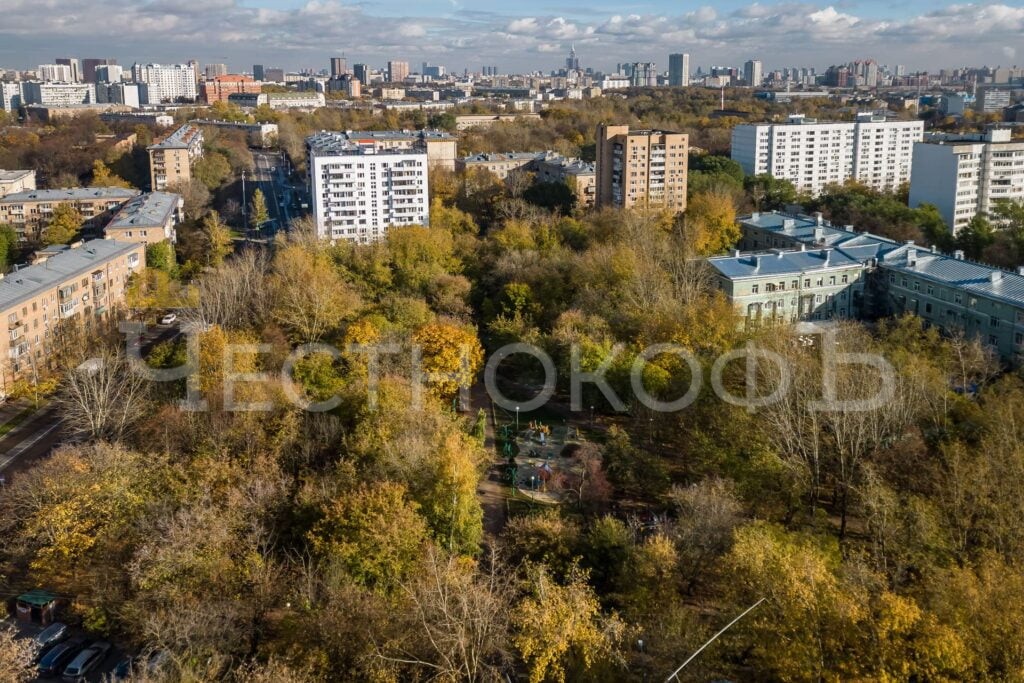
743,59 -> 763,87
668,53 -> 689,87
387,60 -> 409,83
54,58 -> 80,82
422,63 -> 446,78
566,44 -> 580,71
253,64 -> 265,81
264,67 -> 285,82
330,57 -> 347,78
95,65 -> 124,84
132,63 -> 198,103
629,63 -> 657,87
37,64 -> 74,82
596,124 -> 688,212
204,63 -> 228,79
895,64 -> 906,77
353,64 -> 370,85
82,58 -> 114,84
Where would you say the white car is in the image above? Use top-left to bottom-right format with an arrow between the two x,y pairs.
159,313 -> 177,325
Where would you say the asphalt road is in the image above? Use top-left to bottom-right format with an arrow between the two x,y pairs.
0,405 -> 65,485
251,150 -> 296,236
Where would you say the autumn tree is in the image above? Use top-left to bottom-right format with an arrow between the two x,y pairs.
201,211 -> 234,267
412,321 -> 484,401
0,627 -> 34,683
90,159 -> 132,188
42,203 -> 82,245
249,188 -> 270,235
54,348 -> 150,442
269,243 -> 361,342
683,190 -> 740,256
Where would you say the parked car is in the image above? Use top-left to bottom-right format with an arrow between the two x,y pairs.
62,640 -> 111,682
37,637 -> 88,677
159,312 -> 177,325
109,656 -> 134,681
31,622 -> 68,661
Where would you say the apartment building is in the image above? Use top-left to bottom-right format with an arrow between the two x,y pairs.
325,130 -> 457,170
456,152 -> 543,179
387,61 -> 410,83
0,82 -> 22,111
147,124 -> 204,191
228,91 -> 324,110
533,154 -> 596,208
629,63 -> 658,87
103,192 -> 182,244
37,64 -> 74,82
0,239 -> 145,389
0,187 -> 140,242
0,170 -> 36,196
731,113 -> 923,195
21,82 -> 96,107
200,74 -> 261,104
191,120 -> 278,147
100,112 -> 175,128
743,59 -> 763,87
668,53 -> 690,87
307,131 -> 430,242
453,113 -> 542,131
595,124 -> 689,212
711,211 -> 1024,362
131,63 -> 198,104
909,128 -> 1024,233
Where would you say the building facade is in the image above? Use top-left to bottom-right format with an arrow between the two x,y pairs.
743,59 -> 763,87
147,124 -> 204,191
307,131 -> 430,242
731,113 -> 923,195
387,61 -> 410,83
629,63 -> 658,87
596,124 -> 689,212
0,239 -> 145,389
668,53 -> 690,87
712,211 -> 1024,362
533,154 -> 596,207
21,82 -> 96,107
327,129 -> 457,170
103,192 -> 182,244
0,170 -> 36,196
909,128 -> 1024,233
0,187 -> 140,242
200,74 -> 261,103
131,63 -> 198,103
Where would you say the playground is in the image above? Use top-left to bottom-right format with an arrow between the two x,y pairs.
493,405 -> 588,506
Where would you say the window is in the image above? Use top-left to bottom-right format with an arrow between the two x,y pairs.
842,274 -> 848,284
991,316 -> 1000,328
751,285 -> 759,294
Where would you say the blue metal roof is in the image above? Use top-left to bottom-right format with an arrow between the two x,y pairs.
708,248 -> 864,279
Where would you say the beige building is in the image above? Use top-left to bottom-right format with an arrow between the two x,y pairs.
103,192 -> 182,245
533,154 -> 596,208
596,124 -> 688,212
0,239 -> 145,390
0,187 -> 140,242
454,113 -> 542,131
147,124 -> 204,191
0,170 -> 36,196
456,152 -> 543,180
331,130 -> 457,171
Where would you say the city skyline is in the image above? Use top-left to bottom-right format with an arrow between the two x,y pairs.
1,1 -> 1022,74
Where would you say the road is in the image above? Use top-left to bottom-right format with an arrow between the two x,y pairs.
252,149 -> 303,236
0,405 -> 65,485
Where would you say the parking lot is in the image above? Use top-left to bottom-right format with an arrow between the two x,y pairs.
6,617 -> 129,682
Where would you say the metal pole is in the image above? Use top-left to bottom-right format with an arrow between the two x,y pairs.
665,597 -> 766,682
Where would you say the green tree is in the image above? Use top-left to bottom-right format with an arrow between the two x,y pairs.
249,188 -> 270,235
955,214 -> 996,260
0,223 -> 18,272
193,151 -> 233,190
145,241 -> 176,273
745,174 -> 797,211
42,203 -> 82,245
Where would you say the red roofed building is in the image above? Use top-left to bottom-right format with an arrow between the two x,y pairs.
201,74 -> 261,104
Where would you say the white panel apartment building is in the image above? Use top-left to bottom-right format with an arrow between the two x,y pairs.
21,82 -> 96,107
909,128 -> 1024,234
731,114 -> 923,195
131,63 -> 197,104
307,131 -> 430,243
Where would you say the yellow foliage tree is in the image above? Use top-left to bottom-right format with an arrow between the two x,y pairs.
684,191 -> 740,256
412,321 -> 484,400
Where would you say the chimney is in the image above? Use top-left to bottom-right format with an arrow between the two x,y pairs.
814,212 -> 823,226
1017,266 -> 1024,276
783,218 -> 796,229
931,244 -> 938,254
907,248 -> 917,267
990,271 -> 1003,284
813,227 -> 824,242
751,211 -> 760,220
753,256 -> 761,270
733,249 -> 741,257
800,243 -> 807,251
954,250 -> 965,260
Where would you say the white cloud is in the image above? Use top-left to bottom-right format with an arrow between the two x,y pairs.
0,0 -> 1020,72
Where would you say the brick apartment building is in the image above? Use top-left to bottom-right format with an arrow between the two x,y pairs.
147,124 -> 204,191
200,74 -> 262,104
0,187 -> 140,242
0,239 -> 145,391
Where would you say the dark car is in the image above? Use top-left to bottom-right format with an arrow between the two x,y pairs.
31,622 -> 69,661
62,640 -> 112,682
109,656 -> 134,681
37,637 -> 89,677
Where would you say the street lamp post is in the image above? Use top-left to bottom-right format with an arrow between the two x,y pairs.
515,406 -> 519,431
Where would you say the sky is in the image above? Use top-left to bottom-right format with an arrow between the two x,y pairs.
0,0 -> 1021,74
